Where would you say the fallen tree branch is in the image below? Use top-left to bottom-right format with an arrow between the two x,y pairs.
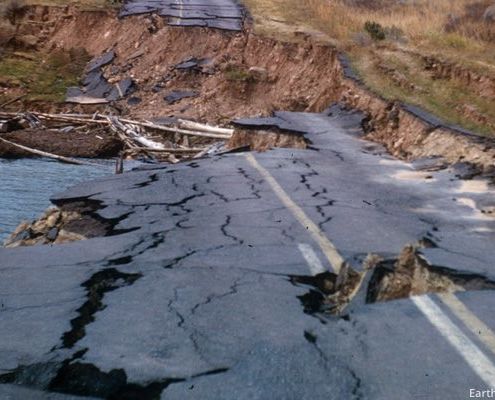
137,119 -> 232,140
176,118 -> 234,135
0,137 -> 104,166
144,147 -> 207,153
107,116 -> 165,151
0,95 -> 26,109
0,112 -> 233,139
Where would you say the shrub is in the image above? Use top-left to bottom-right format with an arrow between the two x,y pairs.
364,21 -> 386,41
224,65 -> 256,83
1,0 -> 27,25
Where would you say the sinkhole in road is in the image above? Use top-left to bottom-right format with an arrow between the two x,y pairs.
291,245 -> 495,316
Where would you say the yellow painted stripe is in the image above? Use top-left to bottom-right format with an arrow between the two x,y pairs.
438,292 -> 495,356
245,153 -> 344,273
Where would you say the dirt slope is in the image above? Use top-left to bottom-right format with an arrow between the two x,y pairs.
2,5 -> 495,171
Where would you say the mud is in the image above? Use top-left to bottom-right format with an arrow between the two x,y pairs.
228,128 -> 307,151
0,128 -> 122,158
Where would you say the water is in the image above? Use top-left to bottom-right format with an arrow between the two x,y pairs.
0,158 -> 115,243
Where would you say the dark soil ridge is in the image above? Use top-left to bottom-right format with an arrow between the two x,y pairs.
0,128 -> 123,158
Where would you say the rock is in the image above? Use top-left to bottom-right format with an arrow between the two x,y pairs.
127,96 -> 141,105
483,4 -> 495,21
54,229 -> 86,244
248,66 -> 268,81
16,34 -> 39,48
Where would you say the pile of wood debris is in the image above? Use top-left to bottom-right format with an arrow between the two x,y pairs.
0,111 -> 233,166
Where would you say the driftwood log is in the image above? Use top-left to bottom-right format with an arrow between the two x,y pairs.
0,112 -> 233,140
0,136 -> 104,166
0,111 -> 233,163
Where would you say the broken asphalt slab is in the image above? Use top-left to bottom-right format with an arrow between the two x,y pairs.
1,107 -> 495,398
119,0 -> 243,31
163,90 -> 199,104
66,51 -> 135,104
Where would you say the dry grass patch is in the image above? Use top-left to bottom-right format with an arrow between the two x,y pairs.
244,0 -> 495,136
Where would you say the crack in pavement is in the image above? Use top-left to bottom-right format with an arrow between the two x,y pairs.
303,330 -> 363,399
237,167 -> 262,200
220,215 -> 244,245
60,268 -> 142,349
190,274 -> 247,316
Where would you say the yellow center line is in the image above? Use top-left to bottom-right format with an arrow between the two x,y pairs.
438,292 -> 495,356
245,153 -> 344,273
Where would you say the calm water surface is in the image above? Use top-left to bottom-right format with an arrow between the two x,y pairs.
0,158 -> 115,243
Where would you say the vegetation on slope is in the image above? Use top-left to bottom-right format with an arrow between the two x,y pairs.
244,0 -> 495,136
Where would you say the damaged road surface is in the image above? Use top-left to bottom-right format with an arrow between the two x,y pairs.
2,107 -> 495,399
120,0 -> 244,31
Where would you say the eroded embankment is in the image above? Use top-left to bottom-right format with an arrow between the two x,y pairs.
3,5 -> 493,171
3,4 -> 495,249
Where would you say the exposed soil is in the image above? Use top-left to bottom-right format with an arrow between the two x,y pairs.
228,128 -> 307,151
366,245 -> 495,303
0,128 -> 123,158
290,245 -> 495,316
4,200 -> 120,247
0,4 -> 490,170
342,84 -> 495,173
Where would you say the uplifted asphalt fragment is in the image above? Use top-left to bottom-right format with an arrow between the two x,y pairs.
366,245 -> 495,303
106,78 -> 135,101
85,51 -> 115,74
233,112 -> 310,135
163,90 -> 199,104
65,87 -> 109,105
175,58 -> 202,70
174,57 -> 213,73
66,52 -> 135,104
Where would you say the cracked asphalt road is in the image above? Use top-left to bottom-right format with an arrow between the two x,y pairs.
120,0 -> 243,31
2,107 -> 495,398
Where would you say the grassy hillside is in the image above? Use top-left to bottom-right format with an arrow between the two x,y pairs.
244,0 -> 495,135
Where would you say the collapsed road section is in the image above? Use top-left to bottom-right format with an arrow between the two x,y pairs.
2,1 -> 495,399
120,0 -> 244,31
2,107 -> 495,399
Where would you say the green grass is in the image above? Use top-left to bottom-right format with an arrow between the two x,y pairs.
242,0 -> 495,137
24,0 -> 120,10
224,66 -> 256,83
0,49 -> 89,102
352,50 -> 495,136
